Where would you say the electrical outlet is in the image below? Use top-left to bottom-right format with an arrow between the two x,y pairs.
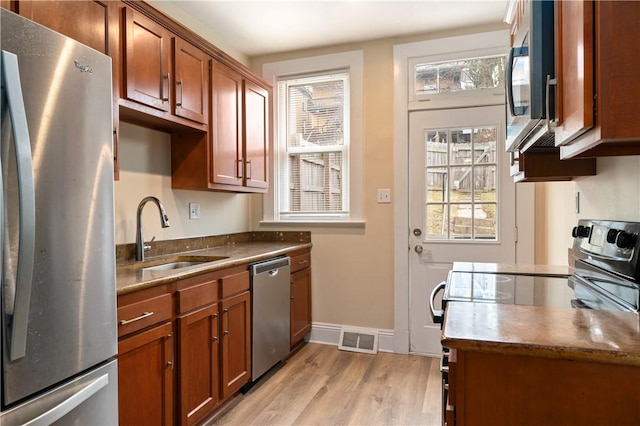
189,202 -> 200,220
377,189 -> 391,204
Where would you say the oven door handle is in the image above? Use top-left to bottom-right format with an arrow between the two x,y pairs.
429,281 -> 447,324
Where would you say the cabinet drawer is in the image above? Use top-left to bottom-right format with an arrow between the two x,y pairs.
290,252 -> 311,273
220,271 -> 249,299
118,293 -> 172,337
177,279 -> 218,314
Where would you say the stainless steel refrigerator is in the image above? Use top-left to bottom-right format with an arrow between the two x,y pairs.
1,10 -> 118,424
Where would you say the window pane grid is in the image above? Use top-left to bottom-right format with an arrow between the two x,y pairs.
277,70 -> 350,218
424,126 -> 498,240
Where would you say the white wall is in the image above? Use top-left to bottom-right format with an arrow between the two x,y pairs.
536,156 -> 640,265
114,122 -> 251,245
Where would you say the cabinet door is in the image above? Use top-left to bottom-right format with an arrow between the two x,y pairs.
122,7 -> 171,112
243,80 -> 269,190
210,59 -> 243,187
178,304 -> 219,426
173,38 -> 209,124
118,322 -> 174,426
17,0 -> 111,54
17,0 -> 121,179
554,0 -> 595,146
290,268 -> 312,348
220,291 -> 251,399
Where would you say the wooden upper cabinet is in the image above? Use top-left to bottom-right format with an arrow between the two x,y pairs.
16,0 -> 111,54
122,6 -> 171,112
172,58 -> 270,193
553,0 -> 594,147
556,0 -> 640,158
243,80 -> 269,190
15,0 -> 121,180
211,59 -> 243,187
173,37 -> 209,125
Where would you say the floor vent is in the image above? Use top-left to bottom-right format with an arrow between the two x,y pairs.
338,328 -> 378,354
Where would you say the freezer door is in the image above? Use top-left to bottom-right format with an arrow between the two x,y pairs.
1,10 -> 116,406
0,360 -> 118,425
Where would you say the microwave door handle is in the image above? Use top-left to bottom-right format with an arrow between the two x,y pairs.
506,47 -> 517,117
1,50 -> 36,361
545,75 -> 557,129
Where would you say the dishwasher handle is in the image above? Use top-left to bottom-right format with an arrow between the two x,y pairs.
250,257 -> 290,276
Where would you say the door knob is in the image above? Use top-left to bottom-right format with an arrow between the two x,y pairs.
415,245 -> 423,254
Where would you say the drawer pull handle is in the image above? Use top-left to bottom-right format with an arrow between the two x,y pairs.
120,311 -> 154,325
297,260 -> 308,265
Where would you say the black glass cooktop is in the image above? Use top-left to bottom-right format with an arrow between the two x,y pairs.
444,271 -> 576,308
445,270 -> 638,312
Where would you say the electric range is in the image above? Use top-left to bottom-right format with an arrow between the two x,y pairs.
430,219 -> 640,426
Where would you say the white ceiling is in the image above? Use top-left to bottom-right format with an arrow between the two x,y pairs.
162,0 -> 510,57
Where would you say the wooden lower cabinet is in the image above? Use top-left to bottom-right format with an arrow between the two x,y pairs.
290,250 -> 312,349
449,349 -> 640,425
118,322 -> 174,426
290,268 -> 312,349
220,290 -> 251,399
178,304 -> 219,426
117,266 -> 254,425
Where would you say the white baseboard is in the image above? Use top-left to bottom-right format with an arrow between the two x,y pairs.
308,322 -> 395,353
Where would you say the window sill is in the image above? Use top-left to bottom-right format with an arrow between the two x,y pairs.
259,220 -> 366,229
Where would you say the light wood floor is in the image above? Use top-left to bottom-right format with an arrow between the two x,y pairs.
210,343 -> 442,426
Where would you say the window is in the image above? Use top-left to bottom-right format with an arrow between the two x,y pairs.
262,51 -> 363,225
424,125 -> 498,240
407,50 -> 507,110
414,56 -> 506,95
277,71 -> 349,218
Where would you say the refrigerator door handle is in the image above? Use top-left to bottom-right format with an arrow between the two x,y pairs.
1,50 -> 37,361
22,373 -> 110,426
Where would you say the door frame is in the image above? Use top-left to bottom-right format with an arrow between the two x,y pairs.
392,30 -> 535,354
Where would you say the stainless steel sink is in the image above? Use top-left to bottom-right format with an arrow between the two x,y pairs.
118,255 -> 229,272
142,261 -> 208,271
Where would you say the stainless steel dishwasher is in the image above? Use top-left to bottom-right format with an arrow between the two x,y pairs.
250,257 -> 291,382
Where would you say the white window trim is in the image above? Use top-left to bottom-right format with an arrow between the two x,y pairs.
261,50 -> 364,227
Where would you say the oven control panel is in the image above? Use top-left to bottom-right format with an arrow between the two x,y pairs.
572,219 -> 640,282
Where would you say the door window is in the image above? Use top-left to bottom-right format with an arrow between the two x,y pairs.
424,126 -> 498,240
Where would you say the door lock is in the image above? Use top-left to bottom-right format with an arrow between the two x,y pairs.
413,228 -> 422,237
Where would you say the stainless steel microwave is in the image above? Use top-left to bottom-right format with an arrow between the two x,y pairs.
505,0 -> 555,152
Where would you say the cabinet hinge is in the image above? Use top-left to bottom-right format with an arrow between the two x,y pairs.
514,226 -> 518,243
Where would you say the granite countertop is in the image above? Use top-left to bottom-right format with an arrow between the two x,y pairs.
452,261 -> 573,277
116,232 -> 311,296
442,302 -> 640,366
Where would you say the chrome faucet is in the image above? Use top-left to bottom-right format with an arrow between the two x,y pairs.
135,196 -> 170,262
